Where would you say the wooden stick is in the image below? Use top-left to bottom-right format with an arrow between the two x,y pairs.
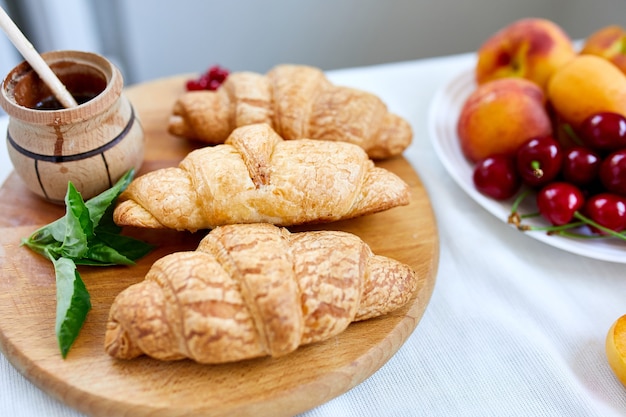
0,6 -> 77,108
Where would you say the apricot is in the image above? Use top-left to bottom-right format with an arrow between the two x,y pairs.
606,314 -> 626,387
547,55 -> 626,130
457,77 -> 552,163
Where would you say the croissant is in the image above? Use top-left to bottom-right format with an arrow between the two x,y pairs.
113,123 -> 410,232
104,223 -> 418,363
168,64 -> 412,159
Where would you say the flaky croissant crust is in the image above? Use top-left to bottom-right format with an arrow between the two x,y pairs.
168,64 -> 413,159
104,223 -> 418,364
113,123 -> 410,232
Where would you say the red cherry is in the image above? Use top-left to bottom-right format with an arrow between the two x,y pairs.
208,65 -> 229,82
561,146 -> 601,186
516,136 -> 563,188
472,154 -> 521,200
583,193 -> 626,234
536,182 -> 585,226
600,149 -> 626,196
579,112 -> 626,152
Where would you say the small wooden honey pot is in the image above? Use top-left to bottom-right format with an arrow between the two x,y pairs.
0,50 -> 144,203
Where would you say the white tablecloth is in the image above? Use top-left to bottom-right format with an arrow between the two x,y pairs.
2,52 -> 626,417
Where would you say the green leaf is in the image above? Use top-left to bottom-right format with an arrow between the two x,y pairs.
81,240 -> 135,266
85,169 -> 134,229
95,231 -> 155,262
60,183 -> 91,259
22,221 -> 61,247
22,170 -> 135,252
22,216 -> 68,258
94,203 -> 123,235
53,257 -> 91,358
21,234 -> 61,260
20,169 -> 154,358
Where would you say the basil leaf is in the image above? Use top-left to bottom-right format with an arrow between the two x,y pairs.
21,169 -> 153,358
81,240 -> 135,266
52,256 -> 91,358
21,235 -> 61,259
60,183 -> 91,259
76,237 -> 154,266
95,231 -> 154,262
22,215 -> 69,254
72,258 -> 116,267
94,203 -> 123,236
85,169 -> 134,229
22,220 -> 62,246
22,170 -> 134,250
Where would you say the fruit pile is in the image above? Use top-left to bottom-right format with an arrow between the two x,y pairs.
456,18 -> 626,389
457,19 -> 626,240
185,65 -> 230,91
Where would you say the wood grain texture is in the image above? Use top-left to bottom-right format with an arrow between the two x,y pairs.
0,76 -> 439,417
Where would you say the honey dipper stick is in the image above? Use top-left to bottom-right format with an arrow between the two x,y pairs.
0,6 -> 77,108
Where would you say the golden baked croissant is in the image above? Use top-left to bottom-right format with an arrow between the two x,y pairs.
168,64 -> 412,159
104,223 -> 418,363
114,123 -> 410,232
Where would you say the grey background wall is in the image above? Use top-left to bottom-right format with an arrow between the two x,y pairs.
4,0 -> 626,85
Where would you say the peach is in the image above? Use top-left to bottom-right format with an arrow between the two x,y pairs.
476,18 -> 576,92
457,77 -> 552,163
606,314 -> 626,387
581,25 -> 626,75
547,54 -> 626,130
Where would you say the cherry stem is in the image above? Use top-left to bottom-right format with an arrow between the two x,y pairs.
522,221 -> 585,233
510,189 -> 532,215
562,123 -> 584,146
507,188 -> 626,239
508,189 -> 536,227
514,209 -> 626,240
554,230 -> 619,239
572,211 -> 626,241
530,160 -> 543,178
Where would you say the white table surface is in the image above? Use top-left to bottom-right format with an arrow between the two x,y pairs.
2,52 -> 626,417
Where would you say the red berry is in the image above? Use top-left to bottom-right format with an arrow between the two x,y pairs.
200,74 -> 212,88
600,149 -> 626,196
472,154 -> 521,200
579,112 -> 626,152
516,136 -> 563,188
536,182 -> 584,226
561,146 -> 601,186
208,79 -> 222,90
185,79 -> 204,91
583,193 -> 626,234
208,65 -> 229,82
185,65 -> 230,91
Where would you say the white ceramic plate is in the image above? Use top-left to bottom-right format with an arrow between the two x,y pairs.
428,68 -> 626,263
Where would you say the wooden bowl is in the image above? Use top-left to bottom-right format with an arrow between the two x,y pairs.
0,50 -> 145,203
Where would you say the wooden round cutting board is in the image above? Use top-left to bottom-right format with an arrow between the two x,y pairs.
0,76 -> 439,417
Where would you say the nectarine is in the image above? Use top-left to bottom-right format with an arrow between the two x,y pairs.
548,55 -> 626,130
457,77 -> 552,163
581,25 -> 626,75
476,18 -> 576,92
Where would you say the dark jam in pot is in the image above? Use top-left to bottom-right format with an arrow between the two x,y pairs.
12,60 -> 108,110
34,93 -> 98,110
